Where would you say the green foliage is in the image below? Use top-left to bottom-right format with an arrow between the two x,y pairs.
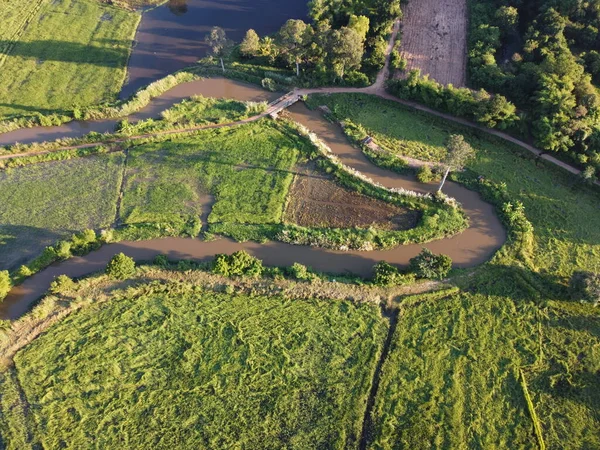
570,271 -> 600,307
213,251 -> 264,278
4,281 -> 387,448
409,248 -> 452,279
0,0 -> 140,119
240,29 -> 260,57
0,271 -> 11,301
49,275 -> 76,295
286,262 -> 315,281
371,261 -> 415,286
416,165 -> 437,183
105,253 -> 136,280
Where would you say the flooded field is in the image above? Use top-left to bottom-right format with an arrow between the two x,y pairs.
121,0 -> 308,97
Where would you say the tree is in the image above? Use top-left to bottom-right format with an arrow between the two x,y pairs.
50,275 -> 76,294
106,253 -> 136,280
581,165 -> 597,185
438,134 -> 475,192
495,6 -> 518,35
240,29 -> 260,58
328,27 -> 364,80
205,27 -> 233,73
348,15 -> 370,42
278,19 -> 308,76
409,248 -> 452,280
0,271 -> 11,301
570,271 -> 600,306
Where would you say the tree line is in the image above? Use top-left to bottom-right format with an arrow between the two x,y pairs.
468,0 -> 600,177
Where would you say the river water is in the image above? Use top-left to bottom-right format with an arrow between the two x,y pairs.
121,0 -> 308,97
0,78 -> 506,319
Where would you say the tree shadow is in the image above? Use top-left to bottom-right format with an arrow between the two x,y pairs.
0,225 -> 67,271
0,40 -> 129,66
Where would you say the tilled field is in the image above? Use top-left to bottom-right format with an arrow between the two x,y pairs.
399,0 -> 468,86
285,167 -> 420,230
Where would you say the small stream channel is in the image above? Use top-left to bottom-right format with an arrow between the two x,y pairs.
0,78 -> 506,319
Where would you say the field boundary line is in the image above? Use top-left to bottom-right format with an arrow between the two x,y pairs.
0,0 -> 48,70
519,368 -> 546,450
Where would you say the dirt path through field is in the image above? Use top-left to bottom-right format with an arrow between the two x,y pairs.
398,0 -> 468,86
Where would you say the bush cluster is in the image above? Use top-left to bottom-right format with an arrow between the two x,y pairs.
106,253 -> 136,280
212,251 -> 264,278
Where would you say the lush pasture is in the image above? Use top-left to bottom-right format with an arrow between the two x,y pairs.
121,120 -> 301,231
369,269 -> 600,450
119,95 -> 267,136
308,94 -> 600,277
0,153 -> 124,269
0,0 -> 139,119
1,281 -> 387,449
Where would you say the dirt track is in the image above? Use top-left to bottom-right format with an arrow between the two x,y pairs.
399,0 -> 468,86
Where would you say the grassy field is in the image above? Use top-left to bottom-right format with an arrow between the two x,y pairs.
121,120 -> 302,230
369,268 -> 600,449
0,0 -> 139,119
308,93 -> 600,277
0,279 -> 387,449
0,153 -> 124,269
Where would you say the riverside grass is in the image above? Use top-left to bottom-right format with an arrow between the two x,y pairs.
0,280 -> 388,449
0,0 -> 140,119
0,153 -> 124,270
307,93 -> 600,277
369,267 -> 600,450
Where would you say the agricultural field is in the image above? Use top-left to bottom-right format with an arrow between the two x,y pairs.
0,278 -> 388,449
369,268 -> 600,449
285,165 -> 420,230
120,120 -> 302,232
0,153 -> 124,269
0,0 -> 139,119
307,93 -> 600,277
398,0 -> 468,86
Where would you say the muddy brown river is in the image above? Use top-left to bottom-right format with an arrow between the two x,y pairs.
0,78 -> 506,319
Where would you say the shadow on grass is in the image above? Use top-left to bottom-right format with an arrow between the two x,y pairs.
0,225 -> 66,271
0,40 -> 130,66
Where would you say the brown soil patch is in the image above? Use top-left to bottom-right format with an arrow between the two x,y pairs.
398,0 -> 468,86
285,166 -> 420,230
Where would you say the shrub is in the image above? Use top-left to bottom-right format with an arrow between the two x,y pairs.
153,255 -> 169,267
49,275 -> 76,294
287,262 -> 313,281
213,251 -> 264,278
409,248 -> 452,279
417,165 -> 436,183
570,271 -> 600,306
372,261 -> 416,286
261,78 -> 276,92
106,253 -> 136,280
0,271 -> 11,301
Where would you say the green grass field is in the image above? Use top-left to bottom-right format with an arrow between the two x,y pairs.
121,120 -> 301,229
0,0 -> 139,119
308,93 -> 600,277
369,268 -> 600,449
0,153 -> 124,269
0,280 -> 387,449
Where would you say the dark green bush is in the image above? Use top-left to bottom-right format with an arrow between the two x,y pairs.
287,262 -> 314,281
570,271 -> 600,307
106,253 -> 136,280
409,248 -> 452,280
372,261 -> 416,286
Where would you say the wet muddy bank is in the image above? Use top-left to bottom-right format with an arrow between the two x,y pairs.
0,78 -> 506,319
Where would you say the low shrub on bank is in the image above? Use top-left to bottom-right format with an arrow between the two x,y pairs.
213,251 -> 264,278
372,261 -> 416,286
49,275 -> 76,295
0,271 -> 11,302
106,253 -> 136,280
408,248 -> 453,280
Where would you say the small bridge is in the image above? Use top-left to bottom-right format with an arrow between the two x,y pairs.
267,92 -> 302,118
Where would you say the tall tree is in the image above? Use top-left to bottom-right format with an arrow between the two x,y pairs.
278,19 -> 308,76
438,134 -> 475,192
348,14 -> 370,42
240,29 -> 260,58
205,27 -> 233,73
328,27 -> 364,80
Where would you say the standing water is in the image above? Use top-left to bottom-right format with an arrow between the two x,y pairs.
121,0 -> 308,97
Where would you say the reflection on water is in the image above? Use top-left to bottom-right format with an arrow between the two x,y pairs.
121,0 -> 308,98
167,0 -> 188,16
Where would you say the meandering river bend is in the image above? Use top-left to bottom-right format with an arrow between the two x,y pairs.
0,78 -> 506,319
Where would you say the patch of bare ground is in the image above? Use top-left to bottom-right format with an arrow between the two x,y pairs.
285,165 -> 420,230
398,0 -> 468,86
